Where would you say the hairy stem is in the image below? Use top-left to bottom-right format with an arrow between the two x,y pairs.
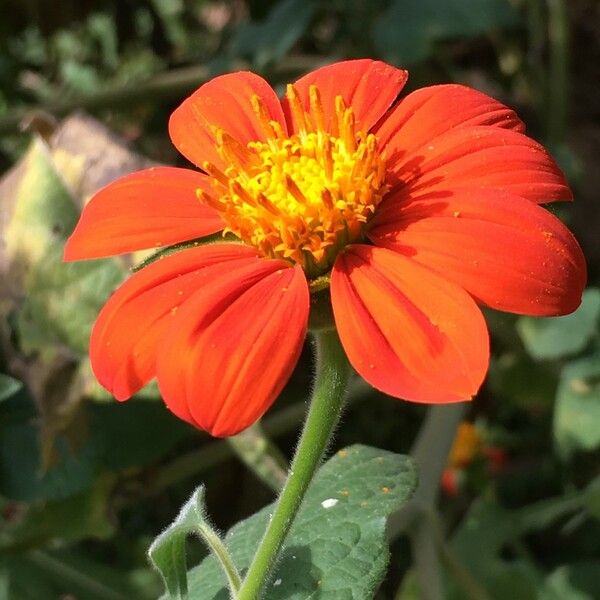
236,329 -> 351,600
197,523 -> 242,595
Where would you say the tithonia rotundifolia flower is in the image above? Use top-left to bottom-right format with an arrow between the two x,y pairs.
64,60 -> 586,437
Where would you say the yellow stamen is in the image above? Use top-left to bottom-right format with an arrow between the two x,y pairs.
251,95 -> 280,140
256,192 -> 279,215
334,96 -> 346,137
196,188 -> 223,211
285,175 -> 307,204
215,129 -> 258,171
309,85 -> 325,132
321,189 -> 334,210
202,161 -> 229,186
342,109 -> 357,153
230,181 -> 257,207
286,84 -> 307,133
200,85 -> 388,277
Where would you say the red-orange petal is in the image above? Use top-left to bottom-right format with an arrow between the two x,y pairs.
89,244 -> 262,423
369,187 -> 586,316
64,167 -> 223,261
383,125 -> 572,204
283,59 -> 408,135
331,245 -> 489,403
156,263 -> 309,437
169,71 -> 287,170
374,83 -> 524,160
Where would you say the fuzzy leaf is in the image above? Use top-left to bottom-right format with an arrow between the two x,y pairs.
149,486 -> 225,600
184,444 -> 417,599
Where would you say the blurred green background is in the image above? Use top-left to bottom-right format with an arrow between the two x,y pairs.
0,1 -> 599,598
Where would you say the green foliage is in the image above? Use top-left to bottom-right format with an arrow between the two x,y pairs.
149,485 -> 243,600
514,289 -> 600,461
0,1 -> 598,598
0,391 -> 194,502
91,400 -> 194,471
517,289 -> 600,360
449,486 -> 600,600
373,0 -> 519,64
0,392 -> 97,502
5,14 -> 163,102
4,138 -> 79,265
19,249 -> 125,355
149,487 -> 209,600
0,475 -> 115,552
554,353 -> 600,459
2,138 -> 125,356
1,549 -> 159,600
540,562 -> 600,600
0,374 -> 21,402
183,445 -> 416,599
232,0 -> 318,69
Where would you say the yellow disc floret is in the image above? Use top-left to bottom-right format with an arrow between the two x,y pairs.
198,84 -> 388,277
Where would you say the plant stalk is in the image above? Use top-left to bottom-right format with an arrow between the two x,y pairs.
236,329 -> 351,600
197,523 -> 242,595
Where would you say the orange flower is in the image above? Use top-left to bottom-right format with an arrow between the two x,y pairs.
448,422 -> 482,470
65,60 -> 586,437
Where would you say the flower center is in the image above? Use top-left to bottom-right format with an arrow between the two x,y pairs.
198,84 -> 388,277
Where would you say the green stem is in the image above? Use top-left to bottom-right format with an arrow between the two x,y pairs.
236,329 -> 351,600
197,523 -> 242,594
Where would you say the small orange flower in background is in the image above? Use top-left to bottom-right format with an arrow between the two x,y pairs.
441,422 -> 508,496
64,59 -> 586,437
448,422 -> 482,470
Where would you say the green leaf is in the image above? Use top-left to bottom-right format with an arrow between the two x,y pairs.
90,400 -> 194,470
1,135 -> 126,356
17,246 -> 125,355
487,351 -> 558,411
3,549 -> 158,600
0,387 -> 194,502
450,499 -> 542,600
184,444 -> 417,599
539,562 -> 600,600
554,353 -> 600,458
231,0 -> 318,69
448,491 -> 600,600
3,137 -> 79,268
373,0 -> 519,64
584,476 -> 600,521
0,392 -> 96,502
0,475 -> 115,551
150,485 -> 240,600
518,289 -> 600,360
0,374 -> 22,402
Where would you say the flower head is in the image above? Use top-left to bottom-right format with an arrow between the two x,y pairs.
199,85 -> 388,276
65,60 -> 586,437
